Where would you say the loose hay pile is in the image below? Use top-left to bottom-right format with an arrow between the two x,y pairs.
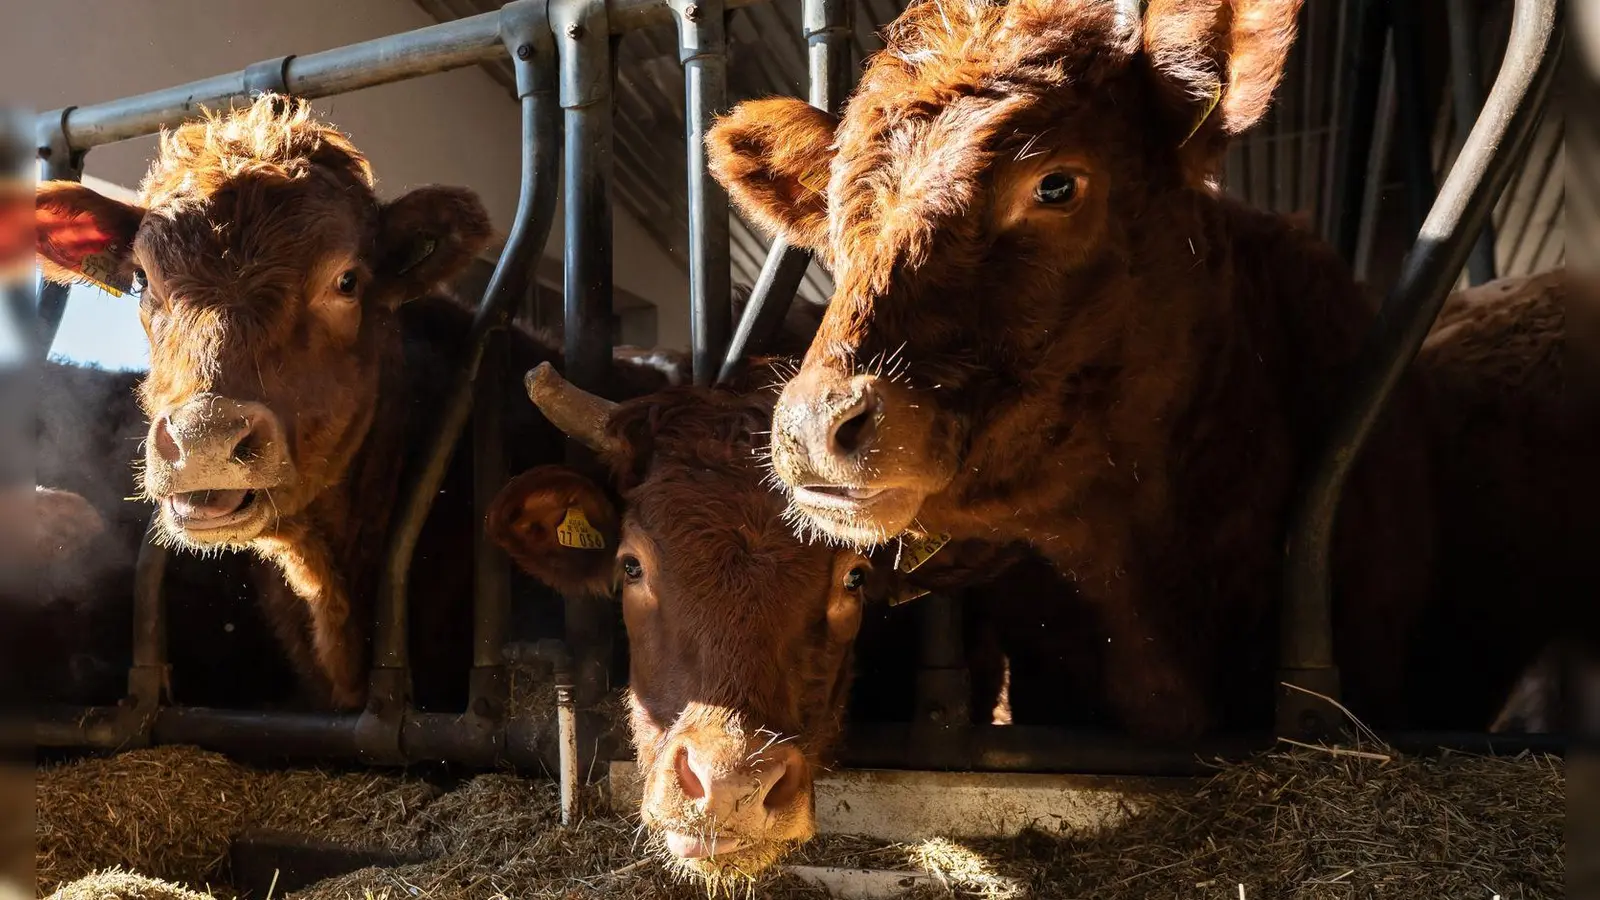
38,743 -> 1563,899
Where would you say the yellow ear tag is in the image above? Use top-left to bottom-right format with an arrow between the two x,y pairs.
895,531 -> 951,574
76,250 -> 132,297
1179,82 -> 1223,148
556,507 -> 607,550
797,170 -> 829,196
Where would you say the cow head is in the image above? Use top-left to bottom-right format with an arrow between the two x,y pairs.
707,0 -> 1301,545
35,95 -> 490,549
487,364 -> 894,880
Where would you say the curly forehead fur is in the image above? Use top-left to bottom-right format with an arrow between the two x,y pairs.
139,94 -> 374,210
605,386 -> 828,608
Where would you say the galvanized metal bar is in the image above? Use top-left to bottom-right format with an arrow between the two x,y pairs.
1446,0 -> 1500,285
909,594 -> 970,769
33,108 -> 81,358
1352,32 -> 1398,283
362,0 -> 561,764
467,328 -> 512,739
554,0 -> 618,775
37,0 -> 763,154
1281,0 -> 1561,737
716,0 -> 852,382
1322,0 -> 1388,258
119,516 -> 172,747
673,0 -> 732,386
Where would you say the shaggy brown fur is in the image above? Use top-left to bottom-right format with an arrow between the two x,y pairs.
710,0 -> 1439,739
33,96 -> 672,710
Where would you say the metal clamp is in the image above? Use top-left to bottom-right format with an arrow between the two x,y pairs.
499,0 -> 556,100
552,0 -> 610,110
243,55 -> 295,97
35,106 -> 82,179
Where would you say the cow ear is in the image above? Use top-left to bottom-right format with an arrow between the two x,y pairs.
374,186 -> 493,308
486,465 -> 619,598
1142,0 -> 1301,183
35,181 -> 147,293
707,97 -> 837,258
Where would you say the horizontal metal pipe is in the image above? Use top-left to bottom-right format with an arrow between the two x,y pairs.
40,0 -> 763,153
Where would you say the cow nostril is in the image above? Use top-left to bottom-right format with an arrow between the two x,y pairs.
762,757 -> 802,811
829,397 -> 879,457
154,417 -> 182,464
229,413 -> 274,464
674,746 -> 706,801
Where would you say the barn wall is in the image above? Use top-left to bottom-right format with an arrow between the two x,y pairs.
4,0 -> 692,353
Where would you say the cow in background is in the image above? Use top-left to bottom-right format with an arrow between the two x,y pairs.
33,95 -> 675,710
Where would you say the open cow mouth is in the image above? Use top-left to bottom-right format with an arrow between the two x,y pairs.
664,830 -> 747,859
788,483 -> 926,547
163,488 -> 264,532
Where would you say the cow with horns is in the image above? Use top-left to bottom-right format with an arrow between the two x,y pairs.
708,0 -> 1584,738
485,362 -> 1104,878
30,95 -> 681,711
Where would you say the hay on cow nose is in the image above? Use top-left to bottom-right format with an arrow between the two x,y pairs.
37,738 -> 1563,900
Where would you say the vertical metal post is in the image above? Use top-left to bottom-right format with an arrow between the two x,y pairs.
1322,0 -> 1388,258
553,0 -> 616,772
34,108 -> 82,359
1352,33 -> 1399,283
673,0 -> 731,386
361,0 -> 558,763
910,593 -> 970,770
119,517 -> 170,746
1281,0 -> 1560,739
1446,0 -> 1500,285
716,0 -> 853,382
466,328 -> 511,751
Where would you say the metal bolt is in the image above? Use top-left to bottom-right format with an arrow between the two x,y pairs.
516,43 -> 534,60
565,22 -> 583,38
683,3 -> 700,20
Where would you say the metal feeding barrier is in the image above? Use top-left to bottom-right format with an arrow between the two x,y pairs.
31,0 -> 1565,795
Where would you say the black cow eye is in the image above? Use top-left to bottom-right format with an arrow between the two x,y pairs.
132,268 -> 148,294
1034,172 -> 1080,205
843,567 -> 866,591
336,270 -> 359,295
621,555 -> 644,583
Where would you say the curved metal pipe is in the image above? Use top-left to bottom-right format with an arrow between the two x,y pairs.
1279,0 -> 1561,736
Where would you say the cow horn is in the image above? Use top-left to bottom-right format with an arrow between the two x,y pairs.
1110,0 -> 1142,48
523,362 -> 620,455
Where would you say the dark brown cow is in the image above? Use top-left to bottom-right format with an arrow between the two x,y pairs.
707,0 -> 1432,738
486,363 -> 1097,877
33,96 -> 672,710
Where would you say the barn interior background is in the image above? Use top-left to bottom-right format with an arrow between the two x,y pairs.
1,0 -> 1578,897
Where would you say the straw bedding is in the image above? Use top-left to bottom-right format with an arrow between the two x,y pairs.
38,742 -> 1563,900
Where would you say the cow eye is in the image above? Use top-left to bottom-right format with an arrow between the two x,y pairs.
620,555 -> 644,584
1034,172 -> 1080,205
843,567 -> 866,591
132,268 -> 148,295
335,269 -> 360,296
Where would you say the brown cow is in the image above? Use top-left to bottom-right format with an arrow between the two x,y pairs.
707,0 -> 1432,738
32,96 -> 672,710
485,363 -> 1097,877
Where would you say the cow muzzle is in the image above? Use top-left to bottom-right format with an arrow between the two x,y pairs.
642,726 -> 813,877
142,394 -> 292,546
771,365 -> 952,547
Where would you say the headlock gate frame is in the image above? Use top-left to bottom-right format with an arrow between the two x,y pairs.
27,0 -> 1567,793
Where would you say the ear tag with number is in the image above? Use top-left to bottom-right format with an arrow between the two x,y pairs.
797,170 -> 829,196
77,249 -> 132,297
895,530 -> 951,574
556,507 -> 607,550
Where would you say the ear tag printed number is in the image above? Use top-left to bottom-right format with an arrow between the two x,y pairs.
896,531 -> 951,574
798,171 -> 829,196
77,250 -> 132,297
556,507 -> 607,550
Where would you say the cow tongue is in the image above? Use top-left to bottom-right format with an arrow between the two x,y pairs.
169,488 -> 251,522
